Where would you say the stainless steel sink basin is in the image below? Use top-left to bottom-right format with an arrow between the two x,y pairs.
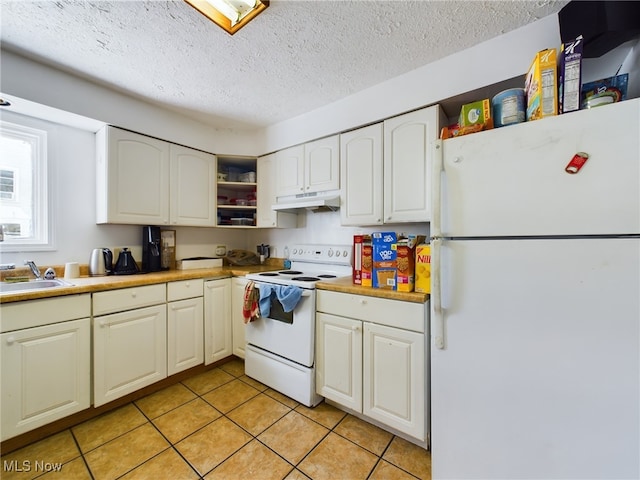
0,279 -> 72,294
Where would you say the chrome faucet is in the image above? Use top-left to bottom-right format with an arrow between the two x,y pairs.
24,260 -> 42,280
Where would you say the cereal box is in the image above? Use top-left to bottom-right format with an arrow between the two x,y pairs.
361,235 -> 373,287
558,35 -> 583,114
353,235 -> 363,285
525,48 -> 558,121
459,99 -> 491,128
372,232 -> 397,290
415,244 -> 431,294
396,235 -> 426,292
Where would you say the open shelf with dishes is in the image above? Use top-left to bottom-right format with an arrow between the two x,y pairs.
216,156 -> 258,227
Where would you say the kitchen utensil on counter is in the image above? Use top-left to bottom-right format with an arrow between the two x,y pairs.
64,262 -> 80,279
257,244 -> 270,264
89,248 -> 113,276
113,248 -> 139,275
142,226 -> 161,272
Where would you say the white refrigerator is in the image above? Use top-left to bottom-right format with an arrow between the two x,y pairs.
430,98 -> 640,479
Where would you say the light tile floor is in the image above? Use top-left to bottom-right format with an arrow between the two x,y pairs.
1,359 -> 431,480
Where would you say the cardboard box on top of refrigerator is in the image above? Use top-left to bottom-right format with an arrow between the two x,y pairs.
353,235 -> 364,285
372,232 -> 397,290
525,48 -> 558,121
558,35 -> 583,114
415,244 -> 431,294
396,235 -> 427,292
361,235 -> 373,287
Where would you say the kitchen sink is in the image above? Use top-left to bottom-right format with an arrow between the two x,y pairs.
0,279 -> 72,294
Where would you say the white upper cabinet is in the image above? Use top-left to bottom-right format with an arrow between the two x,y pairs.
169,144 -> 217,226
383,106 -> 445,223
256,153 -> 297,228
340,123 -> 384,226
96,126 -> 169,225
96,126 -> 216,226
305,135 -> 340,194
276,136 -> 340,198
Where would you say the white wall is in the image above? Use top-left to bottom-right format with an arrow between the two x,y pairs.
259,14 -> 562,153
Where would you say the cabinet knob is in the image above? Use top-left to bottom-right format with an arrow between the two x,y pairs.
185,282 -> 190,288
99,320 -> 106,327
359,299 -> 367,305
352,326 -> 360,332
131,290 -> 137,298
6,336 -> 15,345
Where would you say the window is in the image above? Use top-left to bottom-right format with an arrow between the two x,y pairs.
0,119 -> 51,250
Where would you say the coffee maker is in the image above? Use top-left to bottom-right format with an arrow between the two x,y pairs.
142,226 -> 161,272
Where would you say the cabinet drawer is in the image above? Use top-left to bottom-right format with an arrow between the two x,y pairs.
0,294 -> 91,333
317,290 -> 426,333
93,284 -> 166,316
167,279 -> 204,302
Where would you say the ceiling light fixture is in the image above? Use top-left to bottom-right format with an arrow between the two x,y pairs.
185,0 -> 269,35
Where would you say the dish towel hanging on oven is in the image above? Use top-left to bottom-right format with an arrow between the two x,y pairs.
242,280 -> 260,324
258,284 -> 304,318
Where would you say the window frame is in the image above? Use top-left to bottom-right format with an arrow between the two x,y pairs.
0,117 -> 55,252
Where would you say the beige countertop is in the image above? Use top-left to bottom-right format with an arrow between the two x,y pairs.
316,276 -> 429,304
0,264 -> 428,304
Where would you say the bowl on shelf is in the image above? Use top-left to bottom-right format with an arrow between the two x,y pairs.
231,218 -> 253,226
235,199 -> 248,206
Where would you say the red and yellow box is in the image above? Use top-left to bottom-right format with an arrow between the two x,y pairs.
414,244 -> 431,294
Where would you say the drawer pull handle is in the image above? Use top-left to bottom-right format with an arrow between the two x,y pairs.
360,299 -> 367,305
6,336 -> 15,345
186,282 -> 190,288
131,291 -> 137,298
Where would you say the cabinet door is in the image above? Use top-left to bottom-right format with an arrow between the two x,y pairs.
204,278 -> 232,365
340,124 -> 383,226
256,154 -> 296,228
316,312 -> 362,412
167,297 -> 204,375
305,135 -> 340,194
1,318 -> 90,441
363,322 -> 426,440
231,277 -> 248,358
383,106 -> 442,223
275,144 -> 305,197
97,126 -> 170,225
169,145 -> 216,226
93,305 -> 167,407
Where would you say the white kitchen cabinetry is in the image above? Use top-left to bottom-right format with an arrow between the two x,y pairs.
216,157 -> 258,227
169,144 -> 217,226
340,123 -> 384,225
256,153 -> 297,228
93,285 -> 167,407
383,106 -> 445,223
167,279 -> 204,376
204,278 -> 232,364
231,276 -> 249,358
0,295 -> 91,441
276,136 -> 340,197
96,126 -> 216,226
340,106 -> 446,225
316,290 -> 428,441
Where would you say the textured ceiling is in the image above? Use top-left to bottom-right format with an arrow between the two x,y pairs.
0,0 -> 569,129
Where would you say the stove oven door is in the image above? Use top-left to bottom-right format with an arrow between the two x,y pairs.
245,284 -> 316,367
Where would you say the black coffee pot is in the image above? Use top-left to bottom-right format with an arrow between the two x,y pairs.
113,248 -> 139,275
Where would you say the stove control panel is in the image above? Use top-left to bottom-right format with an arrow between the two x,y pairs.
289,244 -> 352,265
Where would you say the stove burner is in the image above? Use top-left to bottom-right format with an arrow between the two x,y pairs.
278,270 -> 303,275
291,276 -> 321,282
259,272 -> 280,277
317,274 -> 337,279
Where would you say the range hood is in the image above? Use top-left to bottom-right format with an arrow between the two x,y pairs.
272,192 -> 340,213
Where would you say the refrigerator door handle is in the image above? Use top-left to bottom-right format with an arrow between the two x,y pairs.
431,237 -> 445,349
432,140 -> 443,238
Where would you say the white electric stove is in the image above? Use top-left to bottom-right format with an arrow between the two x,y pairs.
244,244 -> 352,406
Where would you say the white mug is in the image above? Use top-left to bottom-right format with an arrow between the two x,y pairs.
64,262 -> 80,279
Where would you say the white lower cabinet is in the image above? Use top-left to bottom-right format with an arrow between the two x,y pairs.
316,290 -> 427,441
1,295 -> 91,441
93,285 -> 167,407
167,279 -> 204,375
204,278 -> 232,365
231,277 -> 248,358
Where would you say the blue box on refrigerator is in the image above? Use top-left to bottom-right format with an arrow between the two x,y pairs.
372,232 -> 397,290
